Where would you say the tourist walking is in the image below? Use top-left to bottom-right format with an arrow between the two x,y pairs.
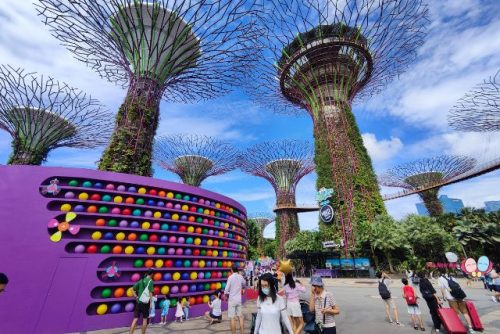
401,278 -> 425,331
309,276 -> 340,334
129,269 -> 154,334
282,273 -> 305,334
224,265 -> 246,334
418,272 -> 442,332
376,271 -> 402,326
438,270 -> 475,334
253,273 -> 293,334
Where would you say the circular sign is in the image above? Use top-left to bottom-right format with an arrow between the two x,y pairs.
445,252 -> 458,263
464,258 -> 477,273
477,256 -> 490,272
319,205 -> 334,223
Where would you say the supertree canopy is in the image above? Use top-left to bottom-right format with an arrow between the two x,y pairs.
449,70 -> 500,132
154,134 -> 239,187
248,212 -> 275,256
248,0 -> 428,254
379,155 -> 477,217
37,0 -> 259,176
0,65 -> 112,165
239,140 -> 314,258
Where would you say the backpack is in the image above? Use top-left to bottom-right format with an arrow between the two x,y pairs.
420,279 -> 434,299
404,286 -> 417,305
378,278 -> 391,300
446,277 -> 466,299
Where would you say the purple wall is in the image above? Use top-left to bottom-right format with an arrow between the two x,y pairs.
0,166 -> 247,334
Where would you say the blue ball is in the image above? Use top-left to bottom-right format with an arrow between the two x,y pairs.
157,201 -> 164,207
197,284 -> 204,291
191,196 -> 198,202
110,303 -> 122,314
130,221 -> 140,228
136,247 -> 145,254
163,273 -> 172,281
128,186 -> 137,193
94,182 -> 104,189
175,260 -> 183,267
171,225 -> 178,232
74,205 -> 85,212
163,213 -> 171,219
181,215 -> 187,221
201,239 -> 207,245
190,285 -> 197,292
161,224 -> 169,230
147,199 -> 155,206
181,272 -> 189,280
184,249 -> 192,256
104,232 -> 114,240
160,235 -> 168,243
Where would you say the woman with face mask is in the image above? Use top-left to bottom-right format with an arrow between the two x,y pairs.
309,276 -> 340,334
253,273 -> 294,334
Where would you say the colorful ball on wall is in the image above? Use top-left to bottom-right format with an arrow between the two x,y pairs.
161,285 -> 170,295
125,302 -> 135,312
114,288 -> 125,298
96,304 -> 108,315
101,288 -> 112,298
173,272 -> 181,281
110,303 -> 122,314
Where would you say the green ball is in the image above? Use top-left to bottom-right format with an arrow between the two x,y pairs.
204,283 -> 210,291
108,219 -> 117,227
136,198 -> 145,205
202,228 -> 208,234
101,245 -> 111,253
196,217 -> 203,223
132,209 -> 141,216
102,195 -> 112,202
215,212 -> 220,217
139,234 -> 148,242
218,261 -> 223,267
222,271 -> 227,278
101,288 -> 112,298
183,260 -> 191,267
175,194 -> 182,199
200,249 -> 206,256
99,206 -> 109,214
170,299 -> 177,307
82,181 -> 92,188
68,180 -> 79,187
134,259 -> 144,267
157,247 -> 166,255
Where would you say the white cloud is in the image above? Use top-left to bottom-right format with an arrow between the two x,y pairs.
224,189 -> 275,202
362,133 -> 403,163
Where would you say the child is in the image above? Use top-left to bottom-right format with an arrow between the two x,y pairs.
175,297 -> 184,322
204,290 -> 222,325
148,294 -> 158,325
402,278 -> 425,331
182,298 -> 190,320
160,297 -> 170,325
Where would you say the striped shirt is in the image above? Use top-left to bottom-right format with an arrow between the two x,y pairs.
314,291 -> 336,328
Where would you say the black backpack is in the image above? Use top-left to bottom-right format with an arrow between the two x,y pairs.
378,278 -> 391,300
446,277 -> 466,299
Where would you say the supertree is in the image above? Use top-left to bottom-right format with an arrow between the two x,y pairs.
449,70 -> 500,132
248,212 -> 275,256
0,65 -> 112,165
239,140 -> 314,258
154,134 -> 239,187
247,0 -> 428,255
379,155 -> 477,217
37,0 -> 259,176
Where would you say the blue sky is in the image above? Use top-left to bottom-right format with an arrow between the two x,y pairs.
1,0 -> 499,238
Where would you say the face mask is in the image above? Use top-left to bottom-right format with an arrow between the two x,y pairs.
262,287 -> 270,295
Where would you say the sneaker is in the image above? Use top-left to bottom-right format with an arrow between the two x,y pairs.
492,296 -> 498,303
468,327 -> 475,334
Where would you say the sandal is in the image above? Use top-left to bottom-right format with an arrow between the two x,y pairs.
420,327 -> 426,331
414,326 -> 419,330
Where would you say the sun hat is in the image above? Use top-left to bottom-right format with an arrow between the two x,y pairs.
310,275 -> 324,287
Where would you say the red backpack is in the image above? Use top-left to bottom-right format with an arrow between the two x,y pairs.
403,285 -> 417,305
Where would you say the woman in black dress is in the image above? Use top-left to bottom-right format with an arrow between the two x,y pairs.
418,272 -> 442,332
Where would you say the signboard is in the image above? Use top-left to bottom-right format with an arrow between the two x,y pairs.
322,241 -> 338,248
477,256 -> 490,272
319,205 -> 334,223
325,258 -> 370,269
316,187 -> 334,206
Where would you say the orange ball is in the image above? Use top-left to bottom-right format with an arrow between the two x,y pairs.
158,190 -> 166,197
125,197 -> 135,204
153,273 -> 162,281
210,283 -> 217,290
114,288 -> 125,298
144,259 -> 154,268
128,233 -> 137,241
87,205 -> 97,213
188,216 -> 195,222
96,218 -> 106,226
195,227 -> 202,234
189,297 -> 196,305
112,245 -> 123,254
207,250 -> 213,257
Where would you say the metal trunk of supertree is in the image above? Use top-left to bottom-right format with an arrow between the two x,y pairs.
250,213 -> 274,256
380,156 -> 477,218
154,134 -> 239,187
239,140 -> 314,259
37,0 -> 259,176
0,66 -> 112,165
248,0 -> 428,256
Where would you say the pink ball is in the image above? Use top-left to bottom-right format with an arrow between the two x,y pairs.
181,285 -> 189,293
176,248 -> 183,255
166,202 -> 173,208
144,210 -> 153,217
203,219 -> 209,224
131,273 -> 140,282
197,272 -> 204,279
152,223 -> 160,230
198,199 -> 205,204
177,237 -> 185,244
169,236 -> 177,243
170,286 -> 179,294
174,204 -> 181,209
217,272 -> 222,278
192,260 -> 199,267
168,248 -> 175,255
106,184 -> 115,190
125,302 -> 135,312
111,208 -> 121,214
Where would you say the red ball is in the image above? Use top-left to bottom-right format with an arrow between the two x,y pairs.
149,234 -> 159,242
178,225 -> 187,232
149,189 -> 157,196
193,249 -> 200,256
223,242 -> 228,247
153,286 -> 160,295
196,296 -> 203,304
189,206 -> 197,212
90,194 -> 101,201
122,208 -> 131,215
165,260 -> 173,268
208,220 -> 214,225
87,245 -> 97,253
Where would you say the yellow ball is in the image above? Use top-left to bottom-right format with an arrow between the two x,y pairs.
155,259 -> 164,268
229,208 -> 234,213
173,272 -> 181,281
181,205 -> 189,211
224,223 -> 229,229
60,204 -> 72,212
138,187 -> 146,194
126,287 -> 134,297
204,209 -> 210,215
215,203 -> 221,208
147,247 -> 155,255
153,212 -> 162,218
199,260 -> 205,268
167,192 -> 174,198
78,193 -> 89,200
172,214 -> 179,220
218,231 -> 224,237
161,285 -> 170,295
222,251 -> 228,257
96,304 -> 108,315
202,295 -> 209,303
187,226 -> 194,233
194,238 -> 201,245
113,196 -> 123,203
207,240 -> 213,247
125,246 -> 134,254
91,231 -> 102,240
190,272 -> 197,280
116,232 -> 125,241
142,222 -> 151,229
212,250 -> 218,257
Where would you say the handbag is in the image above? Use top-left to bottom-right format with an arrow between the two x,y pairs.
139,278 -> 152,303
304,296 -> 327,334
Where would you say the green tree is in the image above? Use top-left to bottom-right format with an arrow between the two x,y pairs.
263,238 -> 277,259
284,230 -> 323,254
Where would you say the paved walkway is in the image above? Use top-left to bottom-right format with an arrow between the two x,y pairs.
72,278 -> 500,334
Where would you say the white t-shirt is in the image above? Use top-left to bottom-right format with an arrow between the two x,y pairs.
438,275 -> 456,300
256,296 -> 286,334
224,272 -> 246,305
211,298 -> 222,316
